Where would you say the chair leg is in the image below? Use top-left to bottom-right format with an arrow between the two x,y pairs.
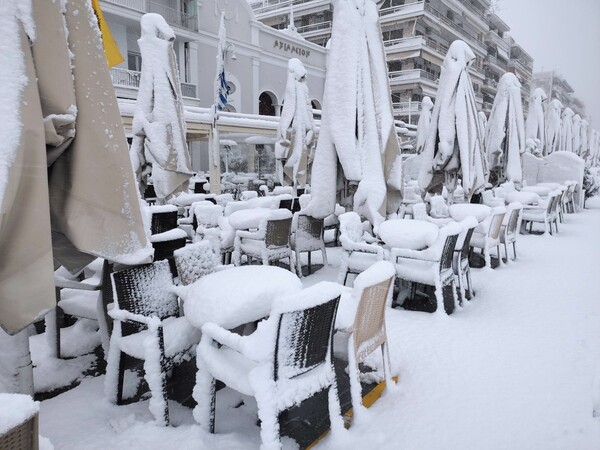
144,328 -> 169,426
321,245 -> 328,266
343,271 -> 349,286
116,352 -> 126,405
307,251 -> 312,274
512,242 -> 517,260
504,243 -> 508,263
193,364 -> 216,433
255,389 -> 282,450
295,251 -> 302,277
465,267 -> 473,300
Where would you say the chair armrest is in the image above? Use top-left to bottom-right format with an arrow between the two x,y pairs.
391,247 -> 438,263
341,237 -> 383,255
55,276 -> 101,290
202,322 -> 245,353
108,309 -> 159,328
235,229 -> 264,240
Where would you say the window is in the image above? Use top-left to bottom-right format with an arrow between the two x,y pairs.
128,52 -> 142,72
259,92 -> 276,116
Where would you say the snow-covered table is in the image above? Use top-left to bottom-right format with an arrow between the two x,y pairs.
521,185 -> 552,197
168,192 -> 216,207
181,266 -> 302,329
448,203 -> 491,222
228,208 -> 272,230
378,219 -> 439,250
503,191 -> 540,206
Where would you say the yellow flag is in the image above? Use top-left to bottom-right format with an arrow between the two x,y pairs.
91,0 -> 125,67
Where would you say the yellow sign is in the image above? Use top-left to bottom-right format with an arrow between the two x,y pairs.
91,0 -> 125,67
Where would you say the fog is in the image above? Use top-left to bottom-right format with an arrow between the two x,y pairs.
498,0 -> 600,128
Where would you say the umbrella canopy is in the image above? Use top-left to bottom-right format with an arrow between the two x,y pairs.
274,58 -> 316,190
415,96 -> 434,154
525,88 -> 547,156
0,0 -> 152,335
478,111 -> 488,142
545,99 -> 563,155
418,40 -> 487,200
130,14 -> 193,203
560,107 -> 574,153
572,114 -> 582,156
580,119 -> 590,161
484,72 -> 526,186
306,0 -> 403,230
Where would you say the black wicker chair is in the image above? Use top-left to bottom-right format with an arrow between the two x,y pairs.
278,198 -> 293,211
291,214 -> 327,276
500,204 -> 523,261
453,220 -> 477,303
150,210 -> 178,235
105,260 -> 201,426
194,282 -> 343,448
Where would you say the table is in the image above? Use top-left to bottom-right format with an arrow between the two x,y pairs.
503,190 -> 540,206
378,219 -> 439,250
228,207 -> 272,230
181,265 -> 302,329
521,185 -> 552,196
448,203 -> 491,222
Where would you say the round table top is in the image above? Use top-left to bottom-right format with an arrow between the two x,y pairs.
182,265 -> 302,329
448,203 -> 491,222
521,185 -> 552,196
504,191 -> 540,206
228,208 -> 272,230
378,219 -> 439,250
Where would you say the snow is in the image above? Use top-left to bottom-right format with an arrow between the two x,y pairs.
227,208 -> 273,230
448,203 -> 491,222
377,219 -> 439,250
0,393 -> 38,435
148,228 -> 187,243
525,88 -> 547,156
545,99 -> 563,155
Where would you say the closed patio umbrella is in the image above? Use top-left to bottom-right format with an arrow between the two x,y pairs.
0,0 -> 152,336
307,0 -> 403,230
484,72 -> 526,186
580,119 -> 590,161
418,40 -> 487,201
545,99 -> 563,155
560,107 -> 574,153
274,58 -> 316,191
525,88 -> 547,156
572,114 -> 582,156
130,13 -> 193,204
415,96 -> 434,154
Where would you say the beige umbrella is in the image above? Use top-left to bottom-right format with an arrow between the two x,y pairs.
130,14 -> 193,203
0,0 -> 152,336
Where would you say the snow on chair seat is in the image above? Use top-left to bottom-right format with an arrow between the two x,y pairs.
291,213 -> 327,276
469,206 -> 506,268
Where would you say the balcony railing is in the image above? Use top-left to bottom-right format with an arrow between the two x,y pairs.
296,21 -> 331,34
389,69 -> 438,84
251,0 -> 320,16
393,101 -> 422,115
102,0 -> 198,31
110,67 -> 197,98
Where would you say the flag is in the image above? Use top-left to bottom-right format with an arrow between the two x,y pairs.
91,0 -> 125,68
214,13 -> 230,115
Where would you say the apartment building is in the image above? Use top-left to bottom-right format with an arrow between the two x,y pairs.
249,0 -> 534,124
532,71 -> 587,118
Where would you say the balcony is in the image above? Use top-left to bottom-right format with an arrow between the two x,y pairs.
251,0 -> 326,17
102,0 -> 198,31
296,21 -> 331,35
393,101 -> 422,116
110,67 -> 197,98
484,30 -> 510,53
482,78 -> 498,94
389,69 -> 438,86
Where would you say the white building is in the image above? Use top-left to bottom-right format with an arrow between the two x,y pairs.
100,0 -> 327,171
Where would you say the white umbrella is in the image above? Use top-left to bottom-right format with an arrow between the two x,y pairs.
580,119 -> 590,161
418,40 -> 487,200
478,111 -> 488,143
415,96 -> 434,154
545,99 -> 563,155
307,0 -> 402,229
525,88 -> 547,156
560,107 -> 574,153
572,114 -> 582,156
484,72 -> 525,186
274,58 -> 316,190
130,14 -> 193,203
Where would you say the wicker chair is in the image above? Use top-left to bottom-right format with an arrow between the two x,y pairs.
149,205 -> 178,235
453,217 -> 478,303
337,261 -> 395,417
233,209 -> 296,273
338,212 -> 384,286
470,206 -> 506,268
278,198 -> 293,211
105,260 -> 201,426
194,204 -> 235,263
291,214 -> 327,276
522,191 -> 561,235
174,241 -> 220,286
50,259 -> 113,359
564,182 -> 576,213
194,282 -> 343,450
391,222 -> 463,314
499,202 -> 523,261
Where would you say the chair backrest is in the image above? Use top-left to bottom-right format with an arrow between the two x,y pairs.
505,207 -> 522,238
459,224 -> 476,262
338,212 -> 363,243
265,217 -> 292,248
111,260 -> 179,336
195,204 -> 224,228
296,215 -> 324,245
487,211 -> 506,240
353,276 -> 393,363
194,182 -> 207,194
240,190 -> 258,201
440,232 -> 460,272
279,198 -> 293,211
151,211 -> 178,235
173,241 -> 219,285
274,295 -> 340,381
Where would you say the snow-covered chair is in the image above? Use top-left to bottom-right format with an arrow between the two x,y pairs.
149,204 -> 179,235
49,259 -> 113,359
290,213 -> 327,276
194,204 -> 235,263
150,229 -> 188,276
233,209 -> 295,273
240,190 -> 258,201
338,212 -> 384,286
522,191 -> 561,235
336,261 -> 395,417
215,193 -> 234,208
270,185 -> 294,196
564,182 -> 576,213
391,222 -> 463,314
173,241 -> 221,286
470,206 -> 506,268
500,202 -> 523,261
194,281 -> 343,450
453,217 -> 478,303
105,260 -> 201,426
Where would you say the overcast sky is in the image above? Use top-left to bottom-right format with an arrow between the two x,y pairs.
497,0 -> 600,129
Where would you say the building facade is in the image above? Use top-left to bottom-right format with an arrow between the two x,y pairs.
532,71 -> 587,118
249,0 -> 534,123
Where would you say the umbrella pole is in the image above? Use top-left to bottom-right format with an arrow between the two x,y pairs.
0,327 -> 34,395
208,121 -> 222,194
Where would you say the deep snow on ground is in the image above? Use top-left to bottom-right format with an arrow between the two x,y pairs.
37,198 -> 600,449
